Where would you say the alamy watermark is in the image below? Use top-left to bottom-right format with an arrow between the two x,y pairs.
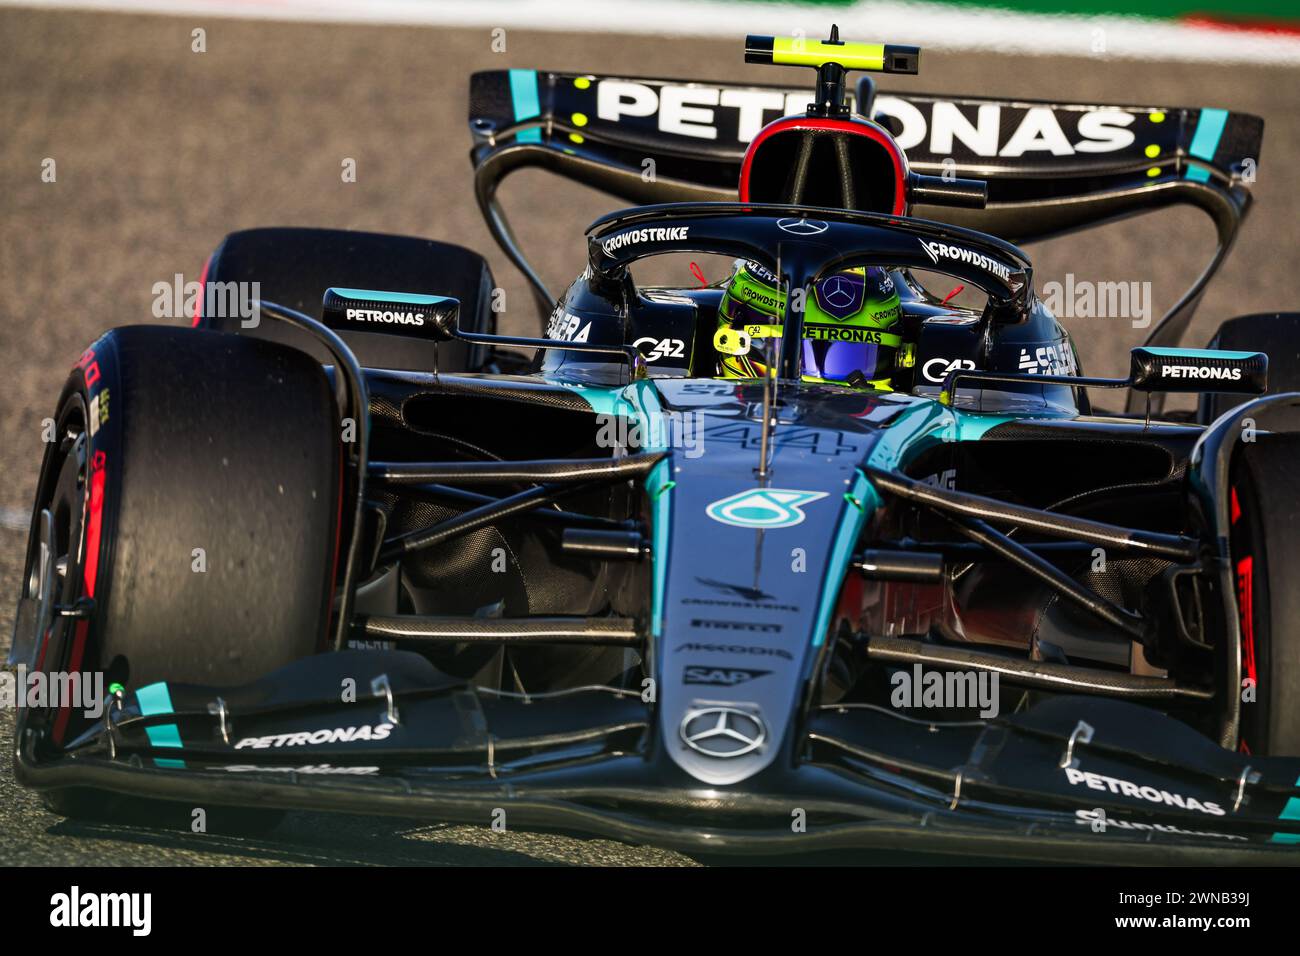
890,664 -> 999,718
595,410 -> 705,459
50,886 -> 151,936
1041,273 -> 1152,329
1,667 -> 105,719
151,273 -> 260,327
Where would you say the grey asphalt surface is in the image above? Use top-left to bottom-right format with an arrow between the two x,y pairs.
1,6 -> 1297,865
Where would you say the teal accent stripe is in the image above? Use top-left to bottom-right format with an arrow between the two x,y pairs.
135,682 -> 174,716
566,384 -> 628,416
508,69 -> 542,144
629,382 -> 672,637
136,682 -> 185,766
647,459 -> 672,637
811,469 -> 878,649
1190,108 -> 1228,161
1144,346 -> 1257,360
330,288 -> 451,306
567,382 -> 672,635
145,725 -> 183,749
954,411 -> 1017,442
1185,108 -> 1227,182
1274,777 -> 1300,837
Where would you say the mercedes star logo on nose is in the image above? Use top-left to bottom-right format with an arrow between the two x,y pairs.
679,706 -> 767,758
777,217 -> 829,236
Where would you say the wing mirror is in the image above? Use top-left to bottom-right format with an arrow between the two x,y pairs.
321,288 -> 459,341
937,345 -> 1267,406
320,287 -> 647,379
1127,346 -> 1267,395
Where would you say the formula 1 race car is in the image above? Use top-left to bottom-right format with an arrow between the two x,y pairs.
11,29 -> 1300,861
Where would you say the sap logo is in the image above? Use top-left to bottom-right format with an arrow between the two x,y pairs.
874,98 -> 1137,157
633,336 -> 687,362
922,357 -> 976,383
597,81 -> 808,141
683,666 -> 771,687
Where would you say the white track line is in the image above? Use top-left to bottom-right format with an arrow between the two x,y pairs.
5,0 -> 1300,65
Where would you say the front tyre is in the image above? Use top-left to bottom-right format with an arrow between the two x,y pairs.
15,326 -> 342,821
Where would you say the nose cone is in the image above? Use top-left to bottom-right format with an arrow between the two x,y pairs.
651,382 -> 881,786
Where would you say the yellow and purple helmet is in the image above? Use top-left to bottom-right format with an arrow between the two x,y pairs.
716,260 -> 903,389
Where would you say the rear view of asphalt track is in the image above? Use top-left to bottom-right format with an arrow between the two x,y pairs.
1,7 -> 1297,865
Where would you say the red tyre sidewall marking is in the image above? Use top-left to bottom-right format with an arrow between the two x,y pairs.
52,447 -> 106,744
1230,482 -> 1258,752
1236,555 -> 1256,684
191,254 -> 211,328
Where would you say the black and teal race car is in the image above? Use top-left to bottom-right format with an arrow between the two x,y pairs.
11,30 -> 1300,861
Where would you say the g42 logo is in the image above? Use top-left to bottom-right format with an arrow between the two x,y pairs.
922,357 -> 976,383
634,336 -> 686,362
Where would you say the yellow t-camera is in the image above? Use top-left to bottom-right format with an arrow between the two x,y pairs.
744,33 -> 919,75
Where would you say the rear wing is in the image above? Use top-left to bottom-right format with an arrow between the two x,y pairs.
470,69 -> 1262,406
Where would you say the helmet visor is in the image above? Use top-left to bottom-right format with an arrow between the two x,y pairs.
801,339 -> 894,384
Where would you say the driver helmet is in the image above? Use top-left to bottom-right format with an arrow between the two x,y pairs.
716,260 -> 903,389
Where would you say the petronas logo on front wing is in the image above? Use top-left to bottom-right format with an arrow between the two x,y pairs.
705,489 -> 828,529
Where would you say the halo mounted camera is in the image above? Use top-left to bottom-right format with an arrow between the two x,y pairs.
744,25 -> 919,118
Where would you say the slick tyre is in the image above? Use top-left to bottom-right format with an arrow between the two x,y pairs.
1229,432 -> 1300,755
17,326 -> 342,826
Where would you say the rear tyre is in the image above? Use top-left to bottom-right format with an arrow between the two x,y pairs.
1229,432 -> 1300,755
17,326 -> 342,826
198,227 -> 496,373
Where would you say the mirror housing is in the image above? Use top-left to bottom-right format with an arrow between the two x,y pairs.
321,288 -> 460,342
1128,346 -> 1267,395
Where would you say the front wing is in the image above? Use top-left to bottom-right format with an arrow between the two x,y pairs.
17,648 -> 1300,862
